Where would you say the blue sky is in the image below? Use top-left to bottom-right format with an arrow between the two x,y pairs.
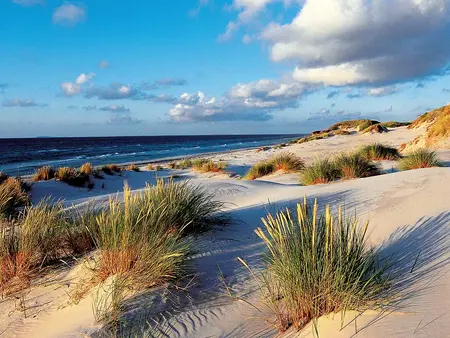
1,0 -> 450,137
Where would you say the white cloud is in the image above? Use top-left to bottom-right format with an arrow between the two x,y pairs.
53,3 -> 86,27
263,0 -> 450,85
106,115 -> 143,125
99,104 -> 130,113
75,72 -> 95,85
367,86 -> 398,97
60,72 -> 95,96
168,79 -> 306,122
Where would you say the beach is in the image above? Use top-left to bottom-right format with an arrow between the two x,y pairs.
1,125 -> 450,338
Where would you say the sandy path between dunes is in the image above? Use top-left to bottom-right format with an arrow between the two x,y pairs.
1,127 -> 449,338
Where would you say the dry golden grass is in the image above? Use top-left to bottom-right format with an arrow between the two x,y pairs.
271,152 -> 304,172
0,177 -> 30,217
33,166 -> 55,182
126,164 -> 140,172
193,160 -> 227,173
79,162 -> 94,175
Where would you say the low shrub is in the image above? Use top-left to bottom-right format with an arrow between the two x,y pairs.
176,159 -> 193,169
126,164 -> 140,172
270,152 -> 304,172
80,162 -> 94,175
244,162 -> 275,180
334,153 -> 380,179
398,149 -> 442,171
300,159 -> 339,185
358,143 -> 401,161
33,166 -> 55,182
249,198 -> 391,332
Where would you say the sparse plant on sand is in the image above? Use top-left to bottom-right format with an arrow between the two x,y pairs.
334,152 -> 380,179
79,162 -> 94,175
358,143 -> 401,161
102,164 -> 121,175
243,198 -> 391,333
398,149 -> 442,171
176,159 -> 193,169
300,158 -> 339,185
270,152 -> 304,172
244,162 -> 275,180
126,164 -> 140,172
194,160 -> 227,173
33,166 -> 55,182
192,158 -> 209,169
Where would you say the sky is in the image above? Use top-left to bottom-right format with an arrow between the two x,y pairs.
1,0 -> 450,137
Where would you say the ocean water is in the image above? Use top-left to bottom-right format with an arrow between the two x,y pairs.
0,134 -> 302,176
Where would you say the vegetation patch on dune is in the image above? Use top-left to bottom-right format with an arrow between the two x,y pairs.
193,159 -> 227,173
244,152 -> 304,179
242,198 -> 391,333
358,143 -> 401,161
398,149 -> 442,171
0,177 -> 30,218
300,158 -> 339,185
33,166 -> 55,182
334,152 -> 380,179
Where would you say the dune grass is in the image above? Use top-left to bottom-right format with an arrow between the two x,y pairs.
244,152 -> 304,180
176,158 -> 193,169
0,200 -> 67,295
80,162 -> 94,175
300,159 -> 339,185
334,153 -> 380,179
102,164 -> 121,175
126,164 -> 140,172
0,177 -> 30,217
244,161 -> 275,180
271,152 -> 304,172
380,121 -> 411,128
358,143 -> 401,161
56,167 -> 90,187
193,160 -> 227,173
398,149 -> 442,171
247,198 -> 391,332
90,185 -> 191,289
33,166 -> 55,182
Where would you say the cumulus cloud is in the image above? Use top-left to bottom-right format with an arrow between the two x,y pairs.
99,104 -> 130,113
168,79 -> 306,122
12,0 -> 44,6
2,98 -> 47,107
53,3 -> 86,26
106,115 -> 143,125
262,0 -> 450,86
76,72 -> 95,85
60,72 -> 95,96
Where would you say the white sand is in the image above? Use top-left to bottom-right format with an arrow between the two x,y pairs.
1,127 -> 449,338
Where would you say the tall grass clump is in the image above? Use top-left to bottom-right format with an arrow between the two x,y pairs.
0,172 -> 8,185
193,160 -> 227,173
300,159 -> 339,185
192,158 -> 209,170
90,184 -> 192,289
56,167 -> 90,187
0,177 -> 30,217
80,162 -> 94,175
33,166 -> 55,182
334,153 -> 380,179
0,200 -> 66,295
398,149 -> 442,171
176,158 -> 193,169
244,161 -> 275,180
102,164 -> 121,175
270,152 -> 304,172
358,143 -> 401,161
249,198 -> 391,332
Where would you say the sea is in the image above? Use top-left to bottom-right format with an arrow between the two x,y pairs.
0,134 -> 303,176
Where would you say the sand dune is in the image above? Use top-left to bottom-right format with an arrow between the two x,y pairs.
1,127 -> 449,338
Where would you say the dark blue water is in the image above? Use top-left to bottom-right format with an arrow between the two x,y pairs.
0,134 -> 302,176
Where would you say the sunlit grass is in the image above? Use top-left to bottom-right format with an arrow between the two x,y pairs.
398,149 -> 442,171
